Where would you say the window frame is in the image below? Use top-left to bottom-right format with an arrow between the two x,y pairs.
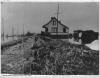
63,28 -> 66,33
53,21 -> 56,26
51,27 -> 57,32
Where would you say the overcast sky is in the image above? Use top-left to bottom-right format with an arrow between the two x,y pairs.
1,2 -> 99,35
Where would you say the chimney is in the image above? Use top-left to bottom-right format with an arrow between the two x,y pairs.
59,20 -> 61,23
51,17 -> 56,19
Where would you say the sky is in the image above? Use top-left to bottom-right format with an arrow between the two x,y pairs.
1,2 -> 99,35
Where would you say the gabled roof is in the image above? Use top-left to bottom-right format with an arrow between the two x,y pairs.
42,17 -> 69,29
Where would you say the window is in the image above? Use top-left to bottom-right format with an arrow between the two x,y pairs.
63,28 -> 66,33
45,28 -> 48,32
51,27 -> 57,32
53,21 -> 56,26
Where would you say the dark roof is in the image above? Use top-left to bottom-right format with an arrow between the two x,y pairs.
42,17 -> 69,29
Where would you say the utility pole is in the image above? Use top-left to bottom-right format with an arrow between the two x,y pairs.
22,25 -> 25,45
22,25 -> 24,44
56,3 -> 59,39
17,25 -> 18,37
22,25 -> 24,53
2,18 -> 4,42
12,26 -> 14,40
1,2 -> 5,42
23,25 -> 24,37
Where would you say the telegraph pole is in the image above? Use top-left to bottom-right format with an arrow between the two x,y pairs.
17,25 -> 19,39
56,3 -> 59,39
22,25 -> 24,52
22,25 -> 24,48
23,25 -> 24,37
22,25 -> 24,44
2,18 -> 4,42
1,2 -> 5,42
12,26 -> 14,40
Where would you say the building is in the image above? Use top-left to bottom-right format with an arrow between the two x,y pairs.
42,17 -> 69,39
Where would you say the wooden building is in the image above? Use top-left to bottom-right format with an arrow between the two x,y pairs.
42,17 -> 69,39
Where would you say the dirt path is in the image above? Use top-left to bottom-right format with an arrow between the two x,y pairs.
1,36 -> 35,74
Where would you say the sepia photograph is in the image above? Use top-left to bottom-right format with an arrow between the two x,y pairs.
1,2 -> 99,75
